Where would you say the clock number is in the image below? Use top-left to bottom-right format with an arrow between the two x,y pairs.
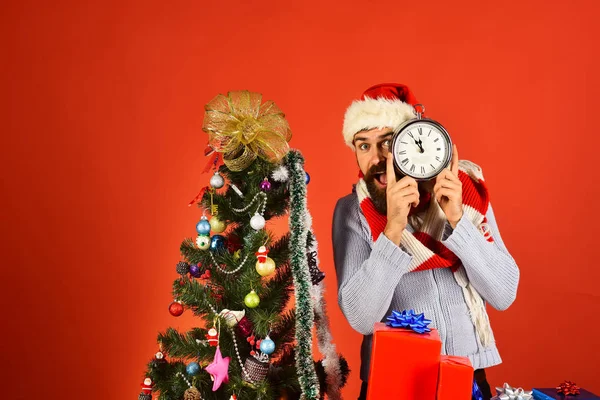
434,138 -> 439,142
402,158 -> 409,165
398,150 -> 407,155
401,141 -> 408,144
428,129 -> 432,137
410,164 -> 415,173
407,132 -> 414,138
437,148 -> 441,151
430,164 -> 436,170
418,127 -> 423,135
421,166 -> 425,174
435,156 -> 441,162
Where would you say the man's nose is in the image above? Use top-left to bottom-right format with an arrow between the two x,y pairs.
369,146 -> 388,166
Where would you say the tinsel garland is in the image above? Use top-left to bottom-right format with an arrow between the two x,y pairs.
287,150 -> 320,399
308,247 -> 343,400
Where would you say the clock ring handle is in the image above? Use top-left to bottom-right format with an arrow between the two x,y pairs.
414,104 -> 425,119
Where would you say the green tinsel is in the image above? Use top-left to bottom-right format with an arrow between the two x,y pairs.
286,150 -> 320,399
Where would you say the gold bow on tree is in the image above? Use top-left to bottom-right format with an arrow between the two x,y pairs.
202,91 -> 292,171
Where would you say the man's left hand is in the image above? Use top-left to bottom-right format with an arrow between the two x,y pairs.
433,144 -> 463,228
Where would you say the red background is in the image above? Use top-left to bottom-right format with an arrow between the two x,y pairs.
2,0 -> 599,399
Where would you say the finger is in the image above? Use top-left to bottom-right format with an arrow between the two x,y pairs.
397,175 -> 418,189
437,167 -> 460,184
450,144 -> 459,175
434,179 -> 461,193
403,193 -> 420,208
435,188 -> 460,203
386,153 -> 397,186
389,182 -> 419,196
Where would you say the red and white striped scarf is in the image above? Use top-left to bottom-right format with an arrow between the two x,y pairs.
356,160 -> 494,346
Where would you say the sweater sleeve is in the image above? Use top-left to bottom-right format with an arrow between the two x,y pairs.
332,195 -> 413,335
442,203 -> 520,311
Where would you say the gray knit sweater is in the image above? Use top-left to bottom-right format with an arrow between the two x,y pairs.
332,189 -> 520,382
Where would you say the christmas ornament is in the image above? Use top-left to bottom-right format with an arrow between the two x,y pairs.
255,246 -> 269,263
237,316 -> 254,337
305,171 -> 310,184
205,346 -> 230,391
176,261 -> 190,275
196,216 -> 212,235
256,257 -> 276,277
200,269 -> 211,279
307,250 -> 326,285
203,90 -> 292,171
138,394 -> 151,400
210,171 -> 225,189
250,213 -> 266,230
189,263 -> 202,278
260,178 -> 272,192
196,235 -> 211,250
141,377 -> 153,395
244,290 -> 260,308
186,361 -> 201,375
230,395 -> 238,400
206,327 -> 219,346
219,309 -> 245,327
169,301 -> 184,317
233,250 -> 241,260
243,356 -> 269,382
209,216 -> 226,233
184,387 -> 201,400
272,165 -> 289,182
259,335 -> 275,355
210,234 -> 226,251
151,350 -> 167,368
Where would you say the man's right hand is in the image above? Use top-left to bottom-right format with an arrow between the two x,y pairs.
383,153 -> 419,246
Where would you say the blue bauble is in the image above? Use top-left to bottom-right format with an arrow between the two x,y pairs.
305,172 -> 310,185
210,234 -> 226,251
186,361 -> 200,375
259,336 -> 275,355
196,216 -> 211,235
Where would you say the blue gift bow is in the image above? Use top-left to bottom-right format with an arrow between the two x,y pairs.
386,309 -> 432,334
473,380 -> 484,400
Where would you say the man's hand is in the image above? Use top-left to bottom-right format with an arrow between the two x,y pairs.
383,153 -> 419,245
433,144 -> 463,228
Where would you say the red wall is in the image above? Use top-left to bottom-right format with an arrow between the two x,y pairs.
2,0 -> 599,399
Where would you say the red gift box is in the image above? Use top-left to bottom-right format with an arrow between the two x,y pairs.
367,322 -> 442,400
436,355 -> 474,400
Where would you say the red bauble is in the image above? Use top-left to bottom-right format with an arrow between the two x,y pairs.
237,316 -> 254,337
168,301 -> 184,316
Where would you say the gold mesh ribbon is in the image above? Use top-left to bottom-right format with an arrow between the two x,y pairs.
202,91 -> 292,171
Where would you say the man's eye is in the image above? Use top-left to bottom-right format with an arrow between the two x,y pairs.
381,140 -> 390,148
359,143 -> 369,151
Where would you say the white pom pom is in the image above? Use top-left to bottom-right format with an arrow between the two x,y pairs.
271,165 -> 289,182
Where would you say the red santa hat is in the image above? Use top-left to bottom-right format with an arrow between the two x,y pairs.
342,83 -> 421,148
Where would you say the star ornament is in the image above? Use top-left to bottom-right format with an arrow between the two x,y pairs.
205,346 -> 230,391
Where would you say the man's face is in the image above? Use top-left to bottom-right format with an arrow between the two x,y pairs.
354,128 -> 395,214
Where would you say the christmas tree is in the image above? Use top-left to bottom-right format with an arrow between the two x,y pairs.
138,91 -> 348,400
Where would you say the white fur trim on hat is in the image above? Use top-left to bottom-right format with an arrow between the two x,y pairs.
342,97 -> 416,148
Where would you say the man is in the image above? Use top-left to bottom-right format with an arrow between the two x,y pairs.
332,83 -> 519,400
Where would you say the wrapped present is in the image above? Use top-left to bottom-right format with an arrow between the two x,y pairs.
532,387 -> 600,400
366,321 -> 441,400
436,355 -> 474,400
492,383 -> 533,400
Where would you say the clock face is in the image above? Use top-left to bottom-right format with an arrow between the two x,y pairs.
391,119 -> 452,180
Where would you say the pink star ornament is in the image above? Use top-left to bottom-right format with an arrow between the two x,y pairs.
205,346 -> 230,391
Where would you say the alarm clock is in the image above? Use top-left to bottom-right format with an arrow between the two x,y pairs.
390,104 -> 453,181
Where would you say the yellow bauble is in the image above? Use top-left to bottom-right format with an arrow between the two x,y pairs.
255,257 -> 276,277
234,249 -> 241,260
209,216 -> 226,233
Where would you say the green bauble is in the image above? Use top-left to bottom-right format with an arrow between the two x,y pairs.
244,290 -> 260,308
